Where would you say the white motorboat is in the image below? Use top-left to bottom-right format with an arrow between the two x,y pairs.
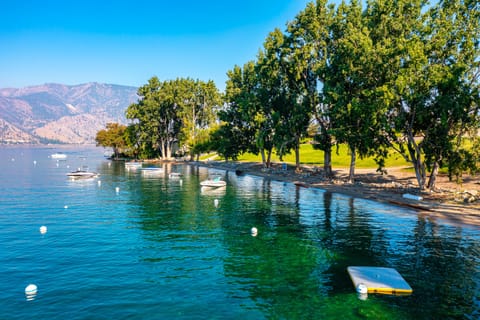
51,152 -> 67,160
67,167 -> 99,179
200,177 -> 226,188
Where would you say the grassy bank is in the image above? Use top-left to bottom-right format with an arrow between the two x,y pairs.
234,143 -> 410,169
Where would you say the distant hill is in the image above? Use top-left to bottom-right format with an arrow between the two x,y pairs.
0,82 -> 138,144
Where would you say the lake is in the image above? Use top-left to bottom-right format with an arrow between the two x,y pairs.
0,146 -> 478,319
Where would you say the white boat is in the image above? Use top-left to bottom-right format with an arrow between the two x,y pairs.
51,153 -> 67,160
125,161 -> 142,170
67,167 -> 99,179
200,177 -> 226,188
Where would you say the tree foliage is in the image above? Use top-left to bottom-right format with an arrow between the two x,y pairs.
125,76 -> 221,160
219,0 -> 478,189
95,122 -> 127,159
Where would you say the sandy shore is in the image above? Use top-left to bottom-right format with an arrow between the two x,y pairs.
197,160 -> 480,228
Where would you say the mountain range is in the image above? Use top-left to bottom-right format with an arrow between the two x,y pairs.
0,82 -> 138,144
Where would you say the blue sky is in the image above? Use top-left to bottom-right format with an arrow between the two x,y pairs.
0,0 -> 317,91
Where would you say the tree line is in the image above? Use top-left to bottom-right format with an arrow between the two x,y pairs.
96,0 -> 479,190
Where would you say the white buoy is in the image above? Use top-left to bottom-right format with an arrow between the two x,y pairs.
25,283 -> 37,301
64,205 -> 68,209
251,227 -> 258,237
179,179 -> 183,186
356,283 -> 368,294
115,187 -> 120,193
214,199 -> 219,208
97,180 -> 102,187
33,160 -> 37,166
39,226 -> 47,234
25,284 -> 37,295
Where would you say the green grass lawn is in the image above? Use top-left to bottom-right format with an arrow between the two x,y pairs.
235,143 -> 410,169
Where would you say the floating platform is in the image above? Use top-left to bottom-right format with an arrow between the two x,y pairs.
347,266 -> 413,295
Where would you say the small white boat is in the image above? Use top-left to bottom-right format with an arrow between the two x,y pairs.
200,177 -> 226,188
51,152 -> 67,160
67,167 -> 99,179
125,161 -> 142,170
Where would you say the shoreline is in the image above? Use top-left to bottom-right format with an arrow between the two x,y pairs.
196,160 -> 480,228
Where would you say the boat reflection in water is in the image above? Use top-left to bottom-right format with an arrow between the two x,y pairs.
200,185 -> 226,196
140,167 -> 164,177
125,161 -> 142,171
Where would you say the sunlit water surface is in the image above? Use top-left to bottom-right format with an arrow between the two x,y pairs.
0,146 -> 478,319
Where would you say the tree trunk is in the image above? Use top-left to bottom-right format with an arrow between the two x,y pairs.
348,146 -> 356,183
159,139 -> 165,160
324,147 -> 333,178
266,148 -> 272,168
113,146 -> 119,160
260,148 -> 266,168
406,132 -> 426,189
427,160 -> 440,190
165,141 -> 172,160
295,138 -> 300,172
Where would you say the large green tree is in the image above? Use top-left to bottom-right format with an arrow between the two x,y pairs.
369,0 -> 479,189
126,76 -> 220,160
421,0 -> 480,188
286,0 -> 335,177
323,0 -> 387,182
176,78 -> 221,160
219,62 -> 263,161
258,28 -> 313,171
126,76 -> 180,160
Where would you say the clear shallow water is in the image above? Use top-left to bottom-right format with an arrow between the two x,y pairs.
0,146 -> 478,319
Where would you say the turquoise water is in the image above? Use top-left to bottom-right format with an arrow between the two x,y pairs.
0,146 -> 478,319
